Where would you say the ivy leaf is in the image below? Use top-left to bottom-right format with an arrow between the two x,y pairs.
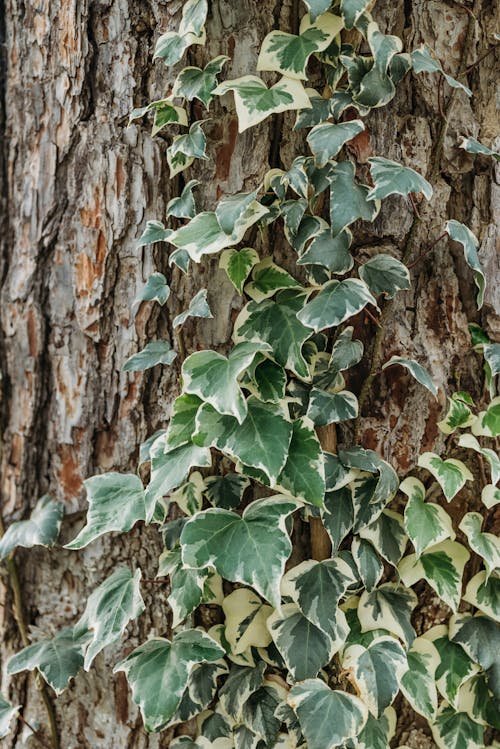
178,0 -> 208,37
307,388 -> 358,426
438,393 -> 475,434
400,637 -> 440,721
352,537 -> 384,591
234,290 -> 312,379
168,123 -> 208,177
0,495 -> 63,560
241,686 -> 282,746
398,540 -> 470,612
194,398 -> 292,485
426,625 -> 480,708
175,661 -> 228,725
182,342 -> 269,423
145,438 -> 212,521
401,477 -> 455,558
65,473 -> 146,549
123,341 -> 177,371
219,662 -> 266,720
205,473 -> 249,510
75,567 -> 145,670
245,258 -> 301,302
7,627 -> 86,694
483,485 -> 500,509
472,398 -> 500,438
358,583 -> 417,647
0,696 -> 20,739
459,512 -> 500,580
257,13 -> 344,80
307,120 -> 365,167
180,496 -> 299,607
367,157 -> 433,201
167,179 -> 199,219
245,357 -> 287,403
173,56 -> 229,107
136,220 -> 171,248
353,23 -> 404,108
354,708 -> 397,749
322,487 -> 355,550
302,0 -> 334,22
173,289 -> 213,328
446,220 -> 486,309
382,356 -> 438,398
359,254 -> 411,298
417,452 -> 473,501
411,44 -> 472,97
330,326 -> 364,371
165,394 -> 203,451
431,704 -> 484,749
342,636 -> 408,717
170,472 -> 205,516
450,614 -> 500,696
298,228 -> 354,274
134,273 -> 170,308
328,160 -> 380,235
158,547 -> 212,627
276,418 -> 325,506
114,630 -> 224,732
459,136 -> 500,162
214,75 -> 311,132
283,557 -> 356,639
297,279 -> 377,332
340,0 -> 371,29
129,99 -> 188,130
223,588 -> 273,655
463,572 -> 500,621
267,604 -> 334,679
359,509 -> 407,566
288,679 -> 368,749
220,248 -> 260,294
154,2 -> 207,67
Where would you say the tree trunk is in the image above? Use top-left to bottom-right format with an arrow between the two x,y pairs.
0,0 -> 498,747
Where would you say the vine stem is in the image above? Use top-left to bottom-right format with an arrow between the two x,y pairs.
355,5 -> 479,444
17,712 -> 54,749
0,513 -> 59,749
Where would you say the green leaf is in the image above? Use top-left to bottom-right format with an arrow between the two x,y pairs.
426,625 -> 480,708
194,398 -> 292,485
182,342 -> 269,423
180,496 -> 299,607
170,471 -> 205,516
65,473 -> 146,549
145,437 -> 212,521
276,418 -> 325,506
339,447 -> 399,510
472,398 -> 500,438
223,588 -> 273,655
267,603 -> 334,679
178,0 -> 208,37
129,99 -> 188,130
241,686 -> 282,746
321,487 -> 354,550
123,341 -> 177,371
283,556 -> 356,639
400,637 -> 440,721
354,708 -> 397,749
450,613 -> 500,697
307,388 -> 358,426
298,228 -> 354,274
328,160 -> 380,235
220,247 -> 260,294
463,572 -> 500,621
234,290 -> 312,379
399,540 -> 470,612
401,476 -> 455,558
7,627 -> 85,695
359,509 -> 407,566
137,219 -> 172,247
456,672 -> 500,729
307,120 -> 364,167
302,0 -> 333,22
134,272 -> 170,307
359,254 -> 411,298
417,452 -> 473,501
431,705 -> 484,749
214,75 -> 311,132
0,495 -> 63,559
167,179 -> 199,219
257,13 -> 344,80
482,484 -> 500,509
438,393 -> 475,434
158,547 -> 211,627
459,136 -> 500,162
367,156 -> 433,201
219,662 -> 266,720
352,537 -> 384,591
297,278 -> 377,332
342,635 -> 408,717
245,258 -> 301,302
288,679 -> 368,749
0,696 -> 19,739
245,357 -> 286,403
114,629 -> 224,732
205,473 -> 249,509
330,326 -> 364,371
75,567 -> 144,670
411,44 -> 472,97
446,219 -> 486,309
173,289 -> 213,328
353,23 -> 403,108
459,512 -> 500,580
165,394 -> 203,450
340,0 -> 371,29
168,122 -> 208,176
173,56 -> 229,107
358,583 -> 417,647
175,661 -> 228,725
382,355 -> 437,397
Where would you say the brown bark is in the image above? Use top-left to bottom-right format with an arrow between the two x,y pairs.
0,0 -> 498,747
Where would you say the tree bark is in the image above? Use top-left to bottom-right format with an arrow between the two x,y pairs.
0,0 -> 498,747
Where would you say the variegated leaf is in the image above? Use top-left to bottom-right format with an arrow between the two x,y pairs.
0,495 -> 63,559
328,160 -> 380,235
446,219 -> 485,309
357,583 -> 417,647
400,637 -> 440,721
367,157 -> 433,201
297,278 -> 377,332
220,247 -> 260,294
459,512 -> 500,580
418,452 -> 473,501
223,588 -> 273,655
463,572 -> 500,622
401,476 -> 455,558
267,603 -> 334,679
382,356 -> 437,397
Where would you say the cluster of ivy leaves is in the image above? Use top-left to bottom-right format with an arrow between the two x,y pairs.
1,1 -> 499,748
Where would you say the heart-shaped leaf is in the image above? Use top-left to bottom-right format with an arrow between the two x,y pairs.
0,495 -> 64,559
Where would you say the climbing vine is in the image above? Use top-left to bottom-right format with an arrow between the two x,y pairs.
1,1 -> 499,748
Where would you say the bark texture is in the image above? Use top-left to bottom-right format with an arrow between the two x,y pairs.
0,0 -> 498,747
